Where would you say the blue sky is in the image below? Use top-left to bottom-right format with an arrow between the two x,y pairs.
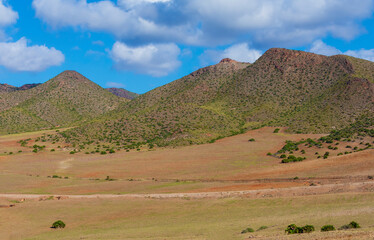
0,0 -> 373,94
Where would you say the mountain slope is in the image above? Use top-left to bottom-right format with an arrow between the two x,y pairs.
106,88 -> 139,100
0,71 -> 124,134
0,83 -> 40,93
56,49 -> 373,149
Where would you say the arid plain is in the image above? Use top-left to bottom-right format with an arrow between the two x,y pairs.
0,127 -> 373,239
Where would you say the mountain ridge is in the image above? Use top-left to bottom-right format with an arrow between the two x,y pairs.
53,48 -> 373,150
1,49 -> 373,151
0,71 -> 124,134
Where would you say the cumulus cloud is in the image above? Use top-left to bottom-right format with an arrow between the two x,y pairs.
0,0 -> 18,27
118,0 -> 171,9
309,40 -> 341,56
32,0 -> 199,45
32,0 -> 374,47
110,42 -> 181,77
0,0 -> 18,40
345,49 -> 374,62
308,40 -> 374,62
201,43 -> 262,65
0,38 -> 65,72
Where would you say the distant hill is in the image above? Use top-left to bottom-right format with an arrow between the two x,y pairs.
0,71 -> 124,134
0,83 -> 41,93
106,88 -> 139,100
56,49 -> 373,149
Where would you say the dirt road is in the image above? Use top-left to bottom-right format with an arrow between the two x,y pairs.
1,181 -> 373,200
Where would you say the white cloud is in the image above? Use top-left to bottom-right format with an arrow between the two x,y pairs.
0,0 -> 18,27
188,0 -> 374,46
309,40 -> 341,56
118,0 -> 171,9
0,0 -> 18,41
345,49 -> 374,62
201,43 -> 262,65
32,0 -> 198,45
32,0 -> 374,47
308,40 -> 374,62
0,38 -> 65,72
110,42 -> 181,77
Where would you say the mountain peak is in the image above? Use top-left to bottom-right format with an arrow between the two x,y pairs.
219,58 -> 238,63
58,70 -> 84,78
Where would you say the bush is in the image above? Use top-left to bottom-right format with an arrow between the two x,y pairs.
302,225 -> 315,233
248,138 -> 255,142
273,128 -> 280,133
285,224 -> 300,234
339,221 -> 360,230
267,152 -> 272,156
321,225 -> 335,232
51,220 -> 65,229
281,155 -> 305,163
285,224 -> 315,234
257,226 -> 268,231
241,227 -> 254,233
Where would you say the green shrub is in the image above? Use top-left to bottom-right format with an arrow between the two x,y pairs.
273,128 -> 280,133
285,224 -> 299,234
285,224 -> 315,234
321,225 -> 335,232
241,227 -> 254,234
51,220 -> 65,229
257,226 -> 268,231
339,221 -> 360,230
248,138 -> 255,142
267,152 -> 272,156
302,225 -> 315,233
281,155 -> 305,163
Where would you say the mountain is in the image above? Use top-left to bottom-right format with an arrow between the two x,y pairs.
106,88 -> 139,100
0,83 -> 41,93
0,71 -> 124,134
56,49 -> 373,150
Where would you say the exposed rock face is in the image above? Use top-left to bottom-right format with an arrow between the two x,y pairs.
17,84 -> 41,91
219,58 -> 238,63
107,88 -> 139,100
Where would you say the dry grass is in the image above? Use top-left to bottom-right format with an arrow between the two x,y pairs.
0,127 -> 373,239
0,193 -> 373,240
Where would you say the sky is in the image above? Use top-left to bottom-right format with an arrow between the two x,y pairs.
0,0 -> 373,94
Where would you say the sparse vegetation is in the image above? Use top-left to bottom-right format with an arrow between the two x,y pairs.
321,225 -> 335,232
285,224 -> 315,234
51,220 -> 65,229
257,226 -> 268,231
241,227 -> 254,234
339,221 -> 360,230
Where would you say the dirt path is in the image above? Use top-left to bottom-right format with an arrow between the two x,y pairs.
1,181 -> 373,200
